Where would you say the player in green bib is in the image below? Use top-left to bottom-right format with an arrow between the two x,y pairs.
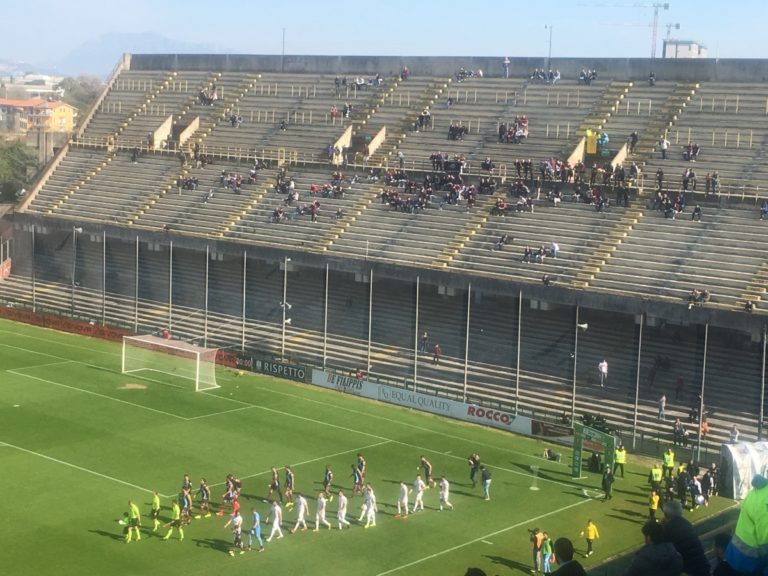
126,500 -> 142,543
163,500 -> 184,541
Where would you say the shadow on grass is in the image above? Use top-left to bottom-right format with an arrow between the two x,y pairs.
451,488 -> 478,498
192,537 -> 230,552
510,462 -> 601,491
485,554 -> 533,573
89,529 -> 124,541
605,510 -> 646,524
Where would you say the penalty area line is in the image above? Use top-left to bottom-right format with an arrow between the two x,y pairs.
375,498 -> 591,576
1,440 -> 157,496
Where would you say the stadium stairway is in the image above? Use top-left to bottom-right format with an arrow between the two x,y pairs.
363,76 -> 452,167
25,146 -> 116,216
432,197 -> 496,267
597,81 -> 679,156
577,80 -> 632,137
626,82 -> 699,175
79,70 -> 176,142
572,206 -> 645,289
739,261 -> 768,310
320,182 -> 384,253
588,206 -> 766,308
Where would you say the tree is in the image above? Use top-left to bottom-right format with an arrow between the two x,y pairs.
56,75 -> 104,124
0,140 -> 38,202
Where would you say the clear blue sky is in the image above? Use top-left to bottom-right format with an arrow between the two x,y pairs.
2,0 -> 763,66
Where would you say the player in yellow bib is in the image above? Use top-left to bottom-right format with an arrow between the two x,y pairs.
150,492 -> 161,531
125,500 -> 142,543
163,500 -> 184,541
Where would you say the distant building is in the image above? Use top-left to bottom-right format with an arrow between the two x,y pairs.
662,40 -> 708,59
0,98 -> 77,133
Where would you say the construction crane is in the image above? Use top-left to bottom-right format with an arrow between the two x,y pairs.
663,22 -> 680,57
577,2 -> 671,58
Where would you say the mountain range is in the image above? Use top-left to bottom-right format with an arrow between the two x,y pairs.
6,32 -> 233,79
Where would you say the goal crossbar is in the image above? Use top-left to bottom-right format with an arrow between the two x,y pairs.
121,335 -> 219,391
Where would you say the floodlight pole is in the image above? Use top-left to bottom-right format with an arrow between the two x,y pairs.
281,255 -> 288,360
134,235 -> 139,333
696,323 -> 709,461
204,245 -> 209,348
31,225 -> 36,313
545,25 -> 553,73
323,263 -> 329,369
70,226 -> 81,316
413,275 -> 420,390
463,283 -> 472,403
241,250 -> 247,352
632,314 -> 644,451
571,305 -> 580,425
367,268 -> 373,372
168,240 -> 173,329
759,327 -> 766,441
101,229 -> 106,326
515,289 -> 522,415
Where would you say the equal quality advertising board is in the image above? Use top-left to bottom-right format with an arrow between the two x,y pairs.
311,369 -> 530,434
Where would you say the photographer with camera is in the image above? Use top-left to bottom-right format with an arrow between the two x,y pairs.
530,527 -> 545,572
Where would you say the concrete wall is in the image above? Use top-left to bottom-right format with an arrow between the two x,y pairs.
129,53 -> 768,82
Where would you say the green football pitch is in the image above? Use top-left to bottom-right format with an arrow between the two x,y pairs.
0,318 -> 734,576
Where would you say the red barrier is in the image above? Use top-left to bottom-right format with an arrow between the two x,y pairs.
0,306 -> 131,342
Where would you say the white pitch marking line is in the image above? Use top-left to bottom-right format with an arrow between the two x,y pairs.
0,328 -> 122,358
7,369 -> 187,420
185,405 -> 256,420
481,540 -> 493,545
207,440 -> 393,489
0,342 -> 185,390
240,383 -> 558,465
6,360 -> 74,372
1,440 -> 157,495
203,390 -> 575,490
375,499 -> 591,576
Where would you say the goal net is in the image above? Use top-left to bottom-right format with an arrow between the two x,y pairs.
121,335 -> 219,391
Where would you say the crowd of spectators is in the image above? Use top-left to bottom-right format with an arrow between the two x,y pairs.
455,67 -> 483,82
578,69 -> 599,85
498,115 -> 529,144
198,83 -> 218,106
528,69 -> 561,84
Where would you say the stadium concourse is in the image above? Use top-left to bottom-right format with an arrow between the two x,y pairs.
2,53 -> 768,461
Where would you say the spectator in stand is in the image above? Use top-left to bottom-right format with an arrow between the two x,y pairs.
625,520 -> 683,576
492,234 -> 510,251
729,424 -> 740,444
712,533 -> 741,576
432,343 -> 441,364
661,501 -> 710,576
551,537 -> 587,576
598,359 -> 608,387
628,131 -> 639,153
659,136 -> 670,159
691,204 -> 702,221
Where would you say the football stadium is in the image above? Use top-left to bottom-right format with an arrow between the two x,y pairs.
2,48 -> 768,576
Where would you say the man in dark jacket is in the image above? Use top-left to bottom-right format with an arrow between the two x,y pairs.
625,520 -> 683,576
551,537 -> 588,576
661,501 -> 710,576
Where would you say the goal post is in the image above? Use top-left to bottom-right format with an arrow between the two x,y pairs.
121,335 -> 220,391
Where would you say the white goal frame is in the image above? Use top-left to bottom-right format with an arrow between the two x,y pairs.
121,335 -> 220,391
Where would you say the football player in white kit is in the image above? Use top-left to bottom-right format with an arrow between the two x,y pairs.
396,480 -> 410,517
290,493 -> 308,533
439,476 -> 454,510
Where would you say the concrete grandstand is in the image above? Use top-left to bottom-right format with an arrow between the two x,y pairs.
2,53 -> 768,462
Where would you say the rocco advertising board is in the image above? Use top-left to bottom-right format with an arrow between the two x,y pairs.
311,369 -> 530,434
